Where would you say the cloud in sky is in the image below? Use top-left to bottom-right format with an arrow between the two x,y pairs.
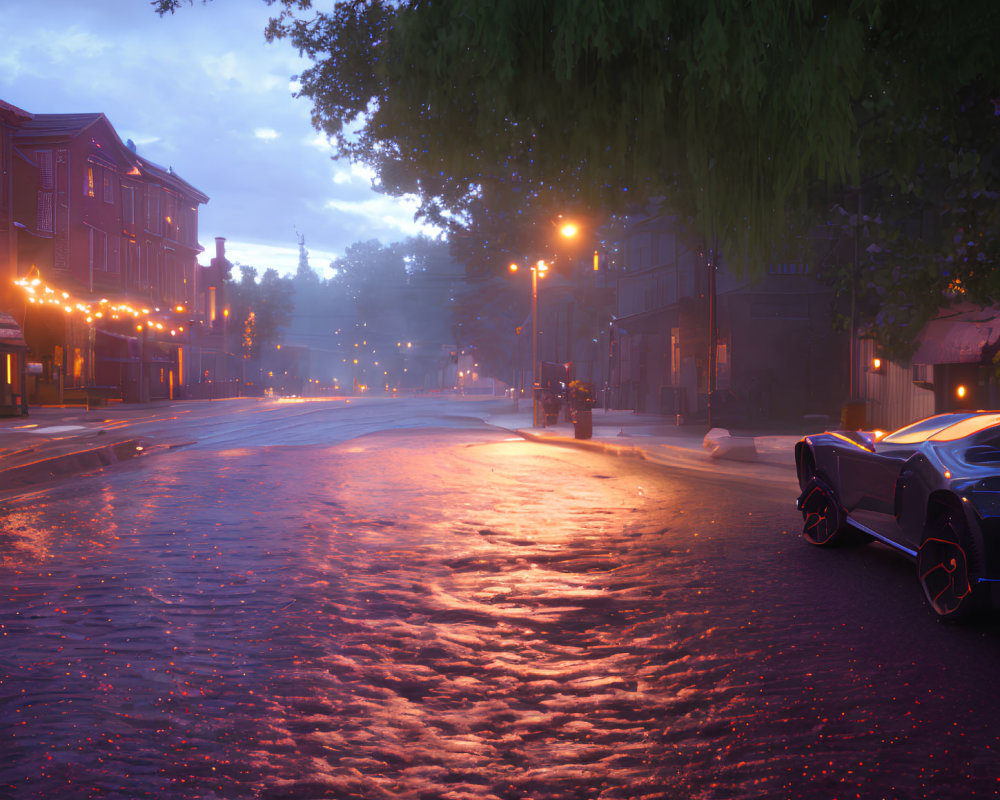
0,0 -> 444,276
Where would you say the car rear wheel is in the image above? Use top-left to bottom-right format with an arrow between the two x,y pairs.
917,508 -> 983,620
798,475 -> 847,546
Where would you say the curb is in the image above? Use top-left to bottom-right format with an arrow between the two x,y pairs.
513,427 -> 799,487
515,428 -> 646,459
0,438 -> 145,491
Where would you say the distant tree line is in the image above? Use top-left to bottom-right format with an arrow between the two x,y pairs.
226,236 -> 470,385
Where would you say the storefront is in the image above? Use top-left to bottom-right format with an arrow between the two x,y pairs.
0,311 -> 28,415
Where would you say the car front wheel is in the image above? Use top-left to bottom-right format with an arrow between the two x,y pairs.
798,475 -> 847,546
917,508 -> 983,620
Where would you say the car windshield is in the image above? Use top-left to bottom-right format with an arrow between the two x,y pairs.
881,413 -> 980,444
929,413 -> 1000,442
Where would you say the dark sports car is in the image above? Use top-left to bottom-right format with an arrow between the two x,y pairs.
795,411 -> 1000,619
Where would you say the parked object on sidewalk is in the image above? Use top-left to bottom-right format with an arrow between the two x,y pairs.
795,411 -> 1000,620
702,428 -> 758,461
568,380 -> 595,439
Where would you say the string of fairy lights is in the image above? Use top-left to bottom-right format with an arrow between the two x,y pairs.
14,275 -> 188,337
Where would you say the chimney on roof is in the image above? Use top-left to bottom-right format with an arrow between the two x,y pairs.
126,138 -> 137,153
215,237 -> 226,261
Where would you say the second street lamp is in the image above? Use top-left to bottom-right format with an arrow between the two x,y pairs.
509,258 -> 549,426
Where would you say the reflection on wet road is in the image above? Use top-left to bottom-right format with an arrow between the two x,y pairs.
3,405 -> 1000,798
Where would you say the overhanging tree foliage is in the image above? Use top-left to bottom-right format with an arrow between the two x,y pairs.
289,0 -> 875,267
814,69 -> 1000,359
154,0 -> 876,261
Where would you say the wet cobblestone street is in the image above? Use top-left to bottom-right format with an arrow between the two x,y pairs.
3,406 -> 1000,798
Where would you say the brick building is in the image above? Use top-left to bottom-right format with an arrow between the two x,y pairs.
0,99 -> 32,414
0,101 -> 234,410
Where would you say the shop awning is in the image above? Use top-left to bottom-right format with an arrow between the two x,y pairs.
0,312 -> 27,349
911,309 -> 1000,365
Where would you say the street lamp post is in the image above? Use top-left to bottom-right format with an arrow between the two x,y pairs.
510,217 -> 579,427
531,261 -> 540,425
510,258 -> 549,426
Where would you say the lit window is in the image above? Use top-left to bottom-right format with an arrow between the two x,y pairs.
86,166 -> 95,198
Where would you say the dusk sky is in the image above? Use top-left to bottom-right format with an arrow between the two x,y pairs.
0,0 -> 443,277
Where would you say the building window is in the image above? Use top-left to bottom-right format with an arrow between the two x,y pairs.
122,185 -> 135,229
152,248 -> 162,289
37,150 -> 53,189
108,237 -> 119,274
165,194 -> 177,239
146,190 -> 160,234
37,192 -> 53,233
86,166 -> 95,198
90,228 -> 107,272
716,341 -> 730,390
670,328 -> 681,386
103,171 -> 113,203
126,240 -> 139,287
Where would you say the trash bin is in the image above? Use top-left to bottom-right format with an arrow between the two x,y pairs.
573,407 -> 593,439
568,380 -> 595,439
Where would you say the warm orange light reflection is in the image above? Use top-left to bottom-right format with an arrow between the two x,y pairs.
829,431 -> 873,451
274,396 -> 340,404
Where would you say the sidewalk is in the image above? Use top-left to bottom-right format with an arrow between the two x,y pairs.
0,401 -> 196,495
482,404 -> 801,487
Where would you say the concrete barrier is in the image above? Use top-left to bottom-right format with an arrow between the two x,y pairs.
702,427 -> 759,462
